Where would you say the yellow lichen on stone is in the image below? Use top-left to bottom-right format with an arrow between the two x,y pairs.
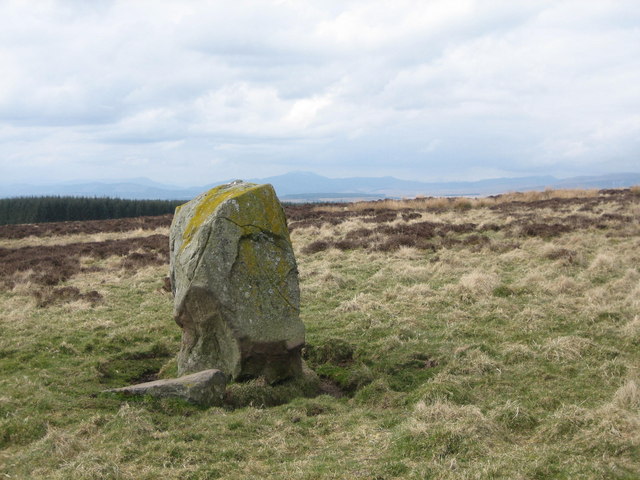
225,187 -> 289,239
239,236 -> 289,280
235,238 -> 297,312
181,182 -> 260,248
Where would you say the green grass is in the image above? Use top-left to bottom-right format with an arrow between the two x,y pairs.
1,198 -> 640,478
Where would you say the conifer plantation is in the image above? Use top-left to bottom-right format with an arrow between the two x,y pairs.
0,196 -> 184,225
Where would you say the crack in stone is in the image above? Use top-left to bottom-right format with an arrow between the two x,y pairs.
180,225 -> 215,301
251,249 -> 300,312
221,217 -> 287,251
222,216 -> 299,312
192,226 -> 214,276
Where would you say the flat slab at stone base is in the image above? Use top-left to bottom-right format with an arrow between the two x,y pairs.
104,369 -> 226,406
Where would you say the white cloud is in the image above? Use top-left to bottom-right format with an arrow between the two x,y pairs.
0,0 -> 639,184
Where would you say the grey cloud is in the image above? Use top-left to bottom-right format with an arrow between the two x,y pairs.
0,0 -> 638,186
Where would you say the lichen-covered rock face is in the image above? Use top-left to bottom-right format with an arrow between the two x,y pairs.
169,181 -> 304,383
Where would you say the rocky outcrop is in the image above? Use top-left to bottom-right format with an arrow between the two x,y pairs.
104,369 -> 226,406
169,181 -> 304,383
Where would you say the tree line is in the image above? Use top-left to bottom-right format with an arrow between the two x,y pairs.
0,196 -> 185,225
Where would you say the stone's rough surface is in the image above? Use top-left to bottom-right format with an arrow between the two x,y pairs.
104,369 -> 226,406
170,181 -> 304,382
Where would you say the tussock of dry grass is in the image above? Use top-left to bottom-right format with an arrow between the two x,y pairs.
380,262 -> 434,284
613,380 -> 640,410
588,252 -> 618,273
541,336 -> 595,362
335,293 -> 384,313
535,404 -> 593,441
400,283 -> 434,298
410,373 -> 471,405
397,400 -> 505,460
501,343 -> 536,364
447,347 -> 502,376
544,275 -> 580,294
391,246 -> 424,260
490,400 -> 538,430
536,383 -> 640,465
457,271 -> 500,296
541,244 -> 583,265
622,315 -> 640,339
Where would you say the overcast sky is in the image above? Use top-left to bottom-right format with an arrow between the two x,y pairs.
1,0 -> 639,186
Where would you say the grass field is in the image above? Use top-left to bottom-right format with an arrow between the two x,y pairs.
1,188 -> 639,479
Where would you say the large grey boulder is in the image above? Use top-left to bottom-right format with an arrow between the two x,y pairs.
104,369 -> 226,406
169,181 -> 304,383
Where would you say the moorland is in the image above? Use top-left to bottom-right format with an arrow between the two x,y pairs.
1,187 -> 639,479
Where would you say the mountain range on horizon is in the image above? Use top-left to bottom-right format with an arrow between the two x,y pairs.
2,171 -> 639,202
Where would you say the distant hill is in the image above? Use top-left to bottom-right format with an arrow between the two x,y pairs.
2,171 -> 639,201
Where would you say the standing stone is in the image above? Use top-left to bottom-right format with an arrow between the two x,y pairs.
169,181 -> 304,383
